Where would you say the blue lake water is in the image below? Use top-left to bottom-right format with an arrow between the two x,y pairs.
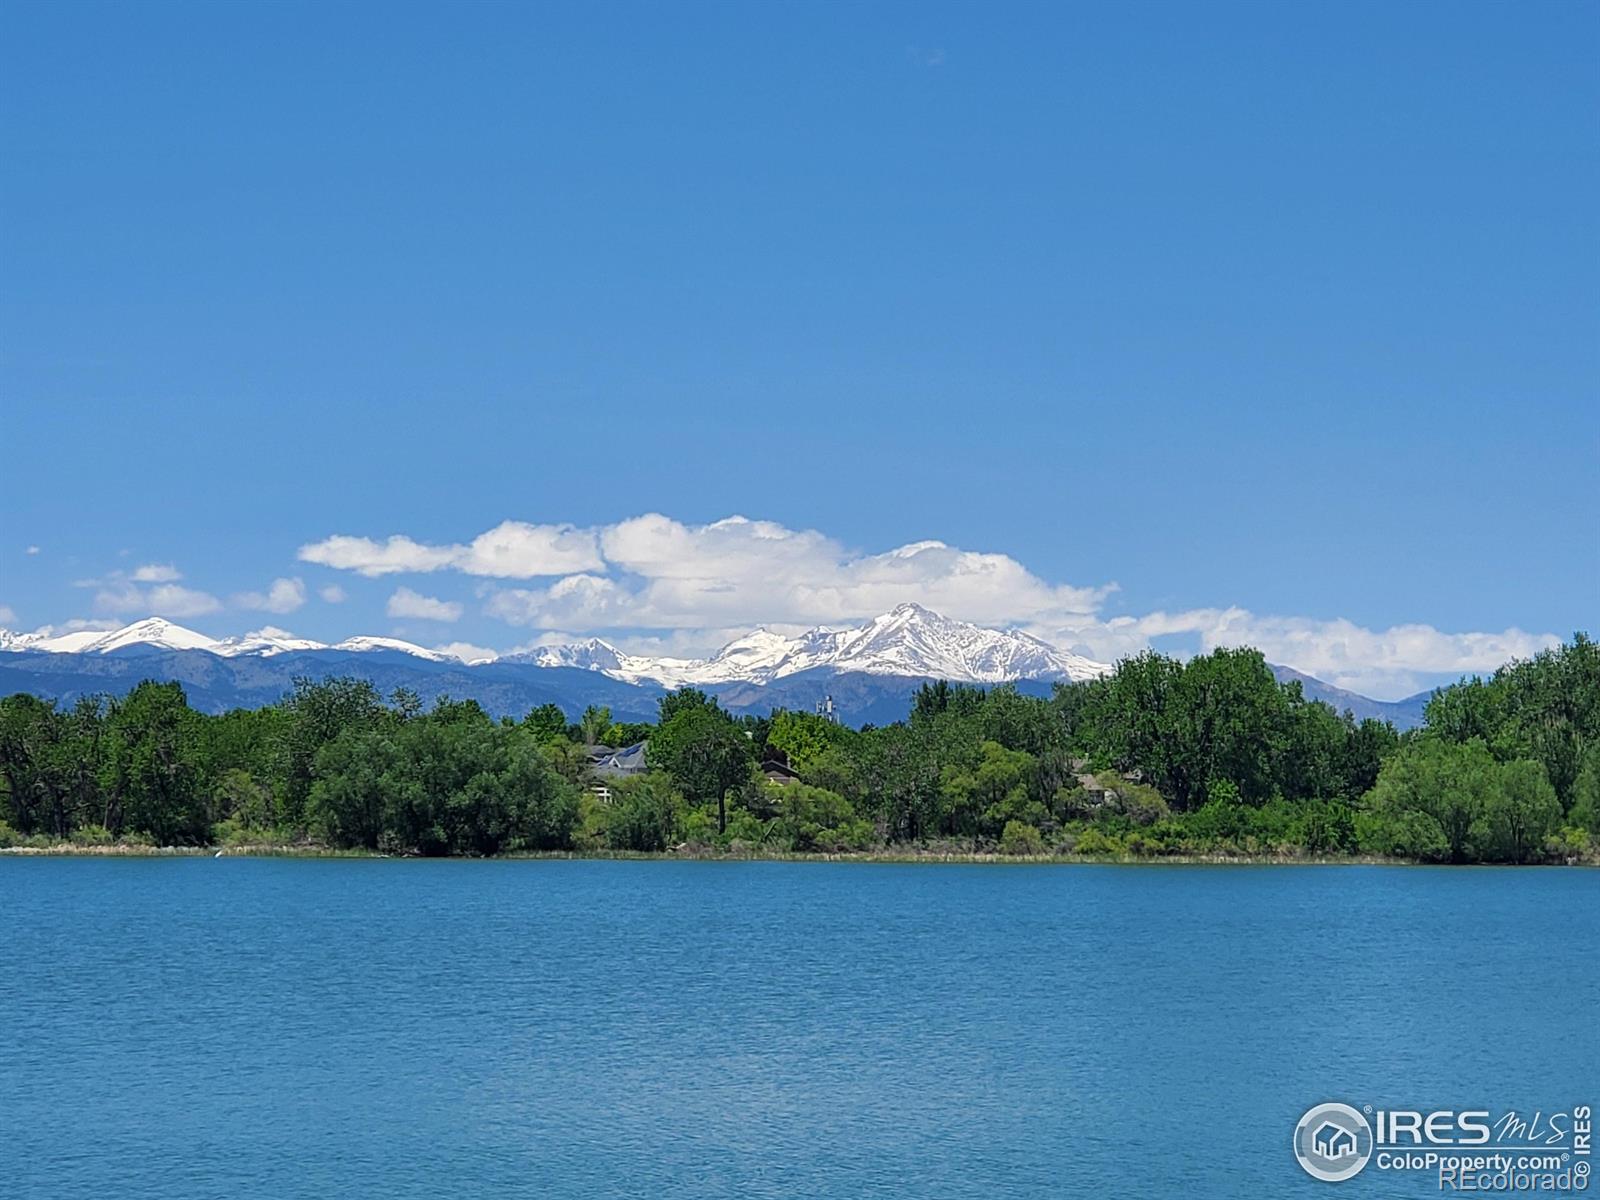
1,859 -> 1595,1198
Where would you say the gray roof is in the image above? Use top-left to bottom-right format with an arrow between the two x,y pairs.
592,741 -> 649,778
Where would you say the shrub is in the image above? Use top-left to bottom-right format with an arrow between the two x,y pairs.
1071,826 -> 1126,856
999,820 -> 1045,856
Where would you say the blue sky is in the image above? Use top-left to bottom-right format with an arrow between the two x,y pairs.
2,0 -> 1595,698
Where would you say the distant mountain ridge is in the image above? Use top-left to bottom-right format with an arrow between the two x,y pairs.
1,608 -> 1429,728
1,604 -> 1108,685
513,602 -> 1109,686
1270,664 -> 1432,730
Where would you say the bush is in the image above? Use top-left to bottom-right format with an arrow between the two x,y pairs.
1071,826 -> 1126,856
69,824 -> 115,847
768,783 -> 873,852
999,820 -> 1045,856
602,772 -> 684,852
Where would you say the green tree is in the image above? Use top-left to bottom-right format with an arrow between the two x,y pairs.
766,710 -> 847,777
523,703 -> 569,743
578,705 -> 613,747
1484,759 -> 1561,863
939,740 -> 1037,844
769,782 -> 871,852
999,819 -> 1046,856
276,677 -> 388,828
1569,743 -> 1600,834
601,772 -> 684,852
100,682 -> 208,844
649,696 -> 753,834
1364,738 -> 1500,862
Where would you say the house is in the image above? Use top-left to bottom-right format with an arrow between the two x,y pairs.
1075,773 -> 1116,805
1313,1123 -> 1357,1160
589,741 -> 648,802
760,759 -> 802,787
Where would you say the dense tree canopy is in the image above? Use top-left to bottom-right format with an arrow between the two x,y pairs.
2,635 -> 1594,863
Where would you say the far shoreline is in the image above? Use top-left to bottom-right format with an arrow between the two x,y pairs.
3,843 -> 1595,867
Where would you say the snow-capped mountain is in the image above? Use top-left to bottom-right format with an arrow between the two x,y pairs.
213,628 -> 330,657
0,619 -> 460,663
2,618 -> 223,656
327,636 -> 455,662
0,604 -> 1110,685
0,609 -> 1433,729
513,603 -> 1109,686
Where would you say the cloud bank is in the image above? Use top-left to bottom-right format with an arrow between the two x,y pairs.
295,513 -> 1563,699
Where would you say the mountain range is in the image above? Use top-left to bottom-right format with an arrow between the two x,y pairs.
0,604 -> 1432,728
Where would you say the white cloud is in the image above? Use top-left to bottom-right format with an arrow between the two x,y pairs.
1023,607 -> 1562,700
298,521 -> 602,578
131,563 -> 182,583
94,582 -> 223,618
80,564 -> 222,619
299,534 -> 459,577
434,641 -> 499,664
290,511 -> 1565,698
319,584 -> 348,604
386,587 -> 463,622
25,545 -> 40,556
479,514 -> 1112,636
234,577 -> 307,614
245,625 -> 299,640
0,604 -> 15,624
15,618 -> 121,637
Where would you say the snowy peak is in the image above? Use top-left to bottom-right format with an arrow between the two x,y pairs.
0,619 -> 469,664
213,628 -> 329,657
330,636 -> 454,662
517,637 -> 627,672
0,607 -> 1111,685
825,603 -> 1101,683
1,618 -> 223,656
530,605 -> 1111,687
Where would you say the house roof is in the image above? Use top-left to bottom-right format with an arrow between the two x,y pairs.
592,741 -> 648,778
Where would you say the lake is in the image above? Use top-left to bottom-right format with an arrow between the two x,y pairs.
1,859 -> 1595,1197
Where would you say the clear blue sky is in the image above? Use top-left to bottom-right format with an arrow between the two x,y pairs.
2,1 -> 1595,696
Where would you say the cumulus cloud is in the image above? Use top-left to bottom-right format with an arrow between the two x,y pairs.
470,513 -> 1111,634
0,604 -> 15,624
434,641 -> 499,664
297,511 -> 1561,697
76,563 -> 221,619
299,521 -> 602,578
1161,609 -> 1558,699
234,577 -> 307,614
25,546 -> 40,555
95,582 -> 223,618
387,587 -> 463,622
1021,608 -> 1563,700
319,585 -> 348,604
131,563 -> 182,583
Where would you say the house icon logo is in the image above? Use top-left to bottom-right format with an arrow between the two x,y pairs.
1313,1122 -> 1357,1160
1294,1103 -> 1373,1182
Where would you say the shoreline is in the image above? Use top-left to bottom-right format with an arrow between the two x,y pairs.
2,843 -> 1594,866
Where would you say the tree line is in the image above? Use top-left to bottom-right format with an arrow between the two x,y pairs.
2,635 -> 1595,863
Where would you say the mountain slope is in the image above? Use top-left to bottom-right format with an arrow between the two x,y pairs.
1270,665 -> 1430,730
0,611 -> 1431,729
517,603 -> 1109,687
0,648 -> 669,723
